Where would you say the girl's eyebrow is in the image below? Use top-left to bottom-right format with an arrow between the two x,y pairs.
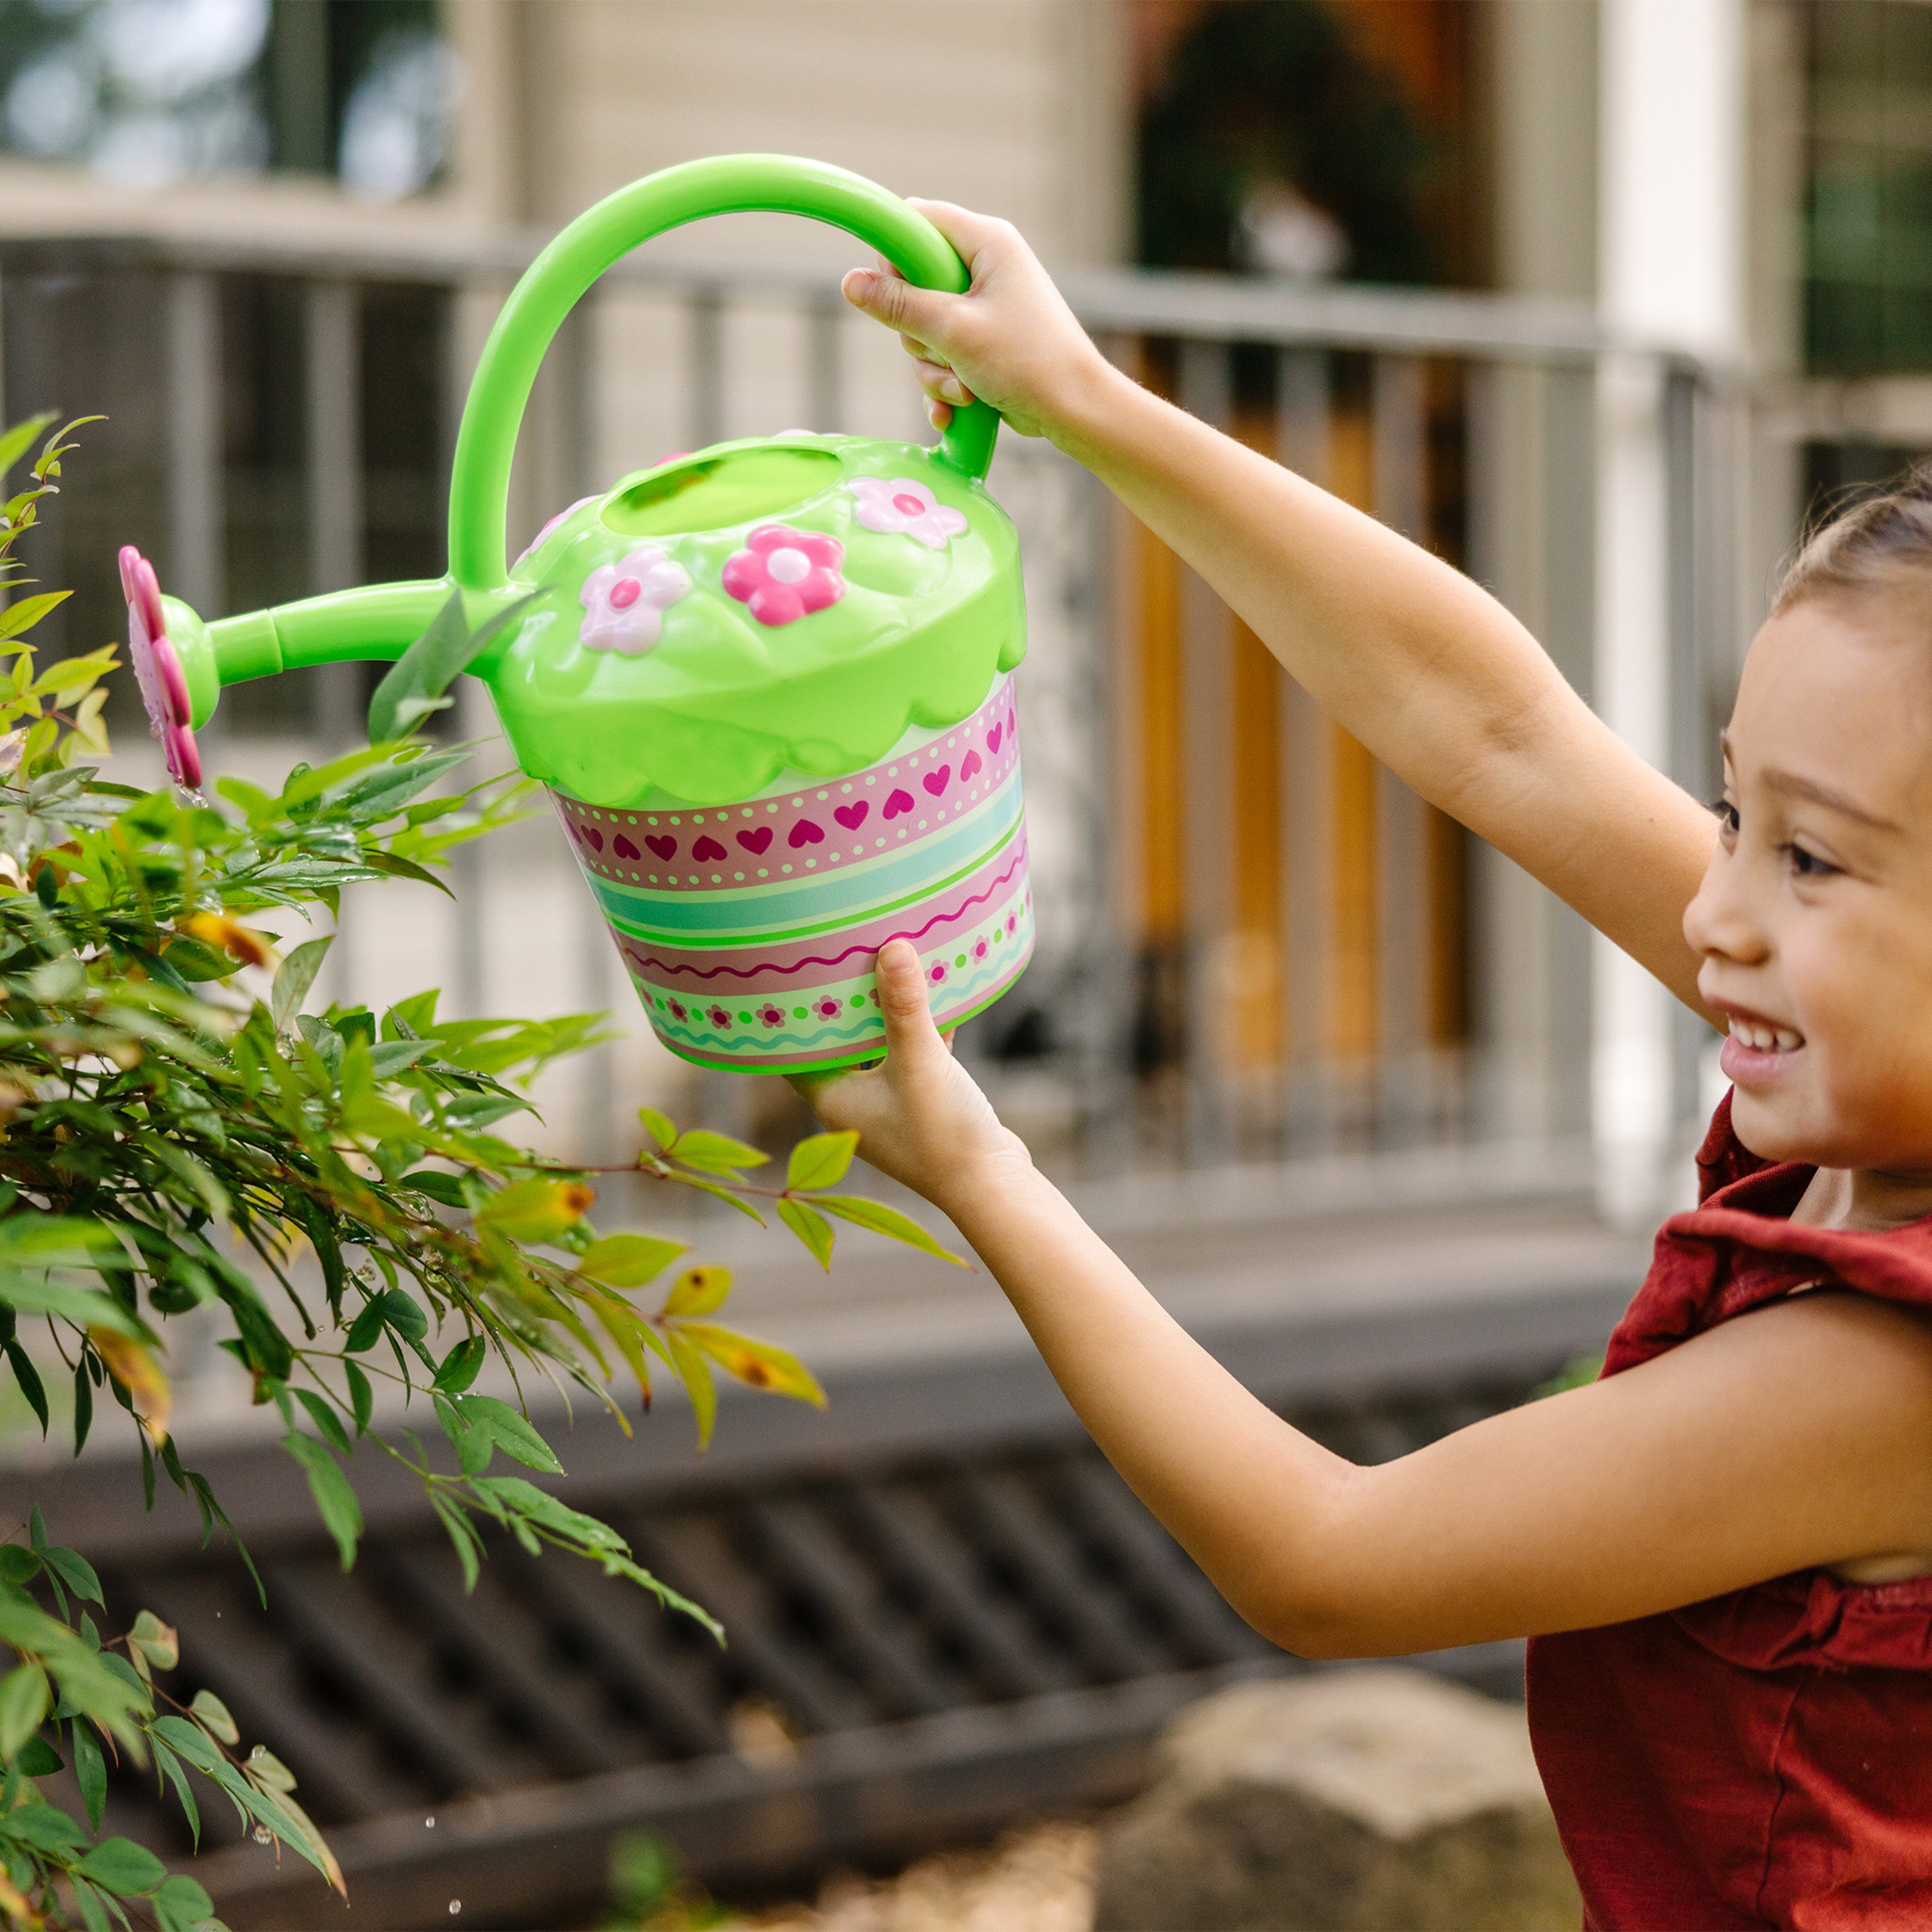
1763,768 -> 1902,831
1718,732 -> 1902,831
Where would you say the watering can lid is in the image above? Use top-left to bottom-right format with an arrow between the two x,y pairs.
480,430 -> 1026,811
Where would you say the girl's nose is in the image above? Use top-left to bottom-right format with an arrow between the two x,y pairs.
1683,842 -> 1768,964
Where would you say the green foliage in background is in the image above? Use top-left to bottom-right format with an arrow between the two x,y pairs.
0,418 -> 954,1929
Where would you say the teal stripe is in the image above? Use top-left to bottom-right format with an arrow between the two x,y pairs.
594,779 -> 1021,940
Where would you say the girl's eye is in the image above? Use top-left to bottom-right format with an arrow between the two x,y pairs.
1783,843 -> 1840,880
1710,797 -> 1740,836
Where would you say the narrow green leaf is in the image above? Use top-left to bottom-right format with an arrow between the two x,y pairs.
431,1334 -> 486,1394
292,1388 -> 352,1456
5,1342 -> 44,1434
343,1299 -> 384,1353
668,1128 -> 768,1174
269,935 -> 331,1032
776,1197 -> 835,1271
815,1193 -> 966,1263
449,1393 -> 563,1475
153,1873 -> 213,1928
0,1662 -> 45,1756
0,589 -> 68,642
281,1434 -> 363,1570
430,1494 -> 482,1593
68,1874 -> 111,1932
153,1739 -> 200,1847
638,1106 -> 677,1153
43,1544 -> 102,1607
366,588 -> 535,743
77,1835 -> 167,1896
14,1734 -> 59,1777
188,1689 -> 238,1746
786,1130 -> 858,1192
576,1233 -> 688,1289
0,412 -> 57,479
665,1330 -> 716,1450
72,1356 -> 91,1455
344,1361 -> 374,1434
71,1714 -> 104,1830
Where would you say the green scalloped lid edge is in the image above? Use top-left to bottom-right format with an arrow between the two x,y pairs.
477,433 -> 1026,809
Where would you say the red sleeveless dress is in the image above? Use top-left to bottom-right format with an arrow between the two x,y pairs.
1527,1094 -> 1932,1929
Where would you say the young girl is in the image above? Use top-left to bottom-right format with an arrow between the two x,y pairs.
804,205 -> 1932,1927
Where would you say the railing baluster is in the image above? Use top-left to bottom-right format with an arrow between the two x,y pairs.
1276,350 -> 1334,1151
807,294 -> 843,434
688,287 -> 724,451
1177,339 -> 1235,1155
1371,355 -> 1430,1141
304,280 -> 365,742
166,272 -> 224,623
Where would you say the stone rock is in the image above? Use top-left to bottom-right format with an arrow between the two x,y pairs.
1091,1667 -> 1581,1932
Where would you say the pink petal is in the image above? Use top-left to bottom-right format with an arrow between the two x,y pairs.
721,552 -> 766,601
798,571 -> 845,615
746,584 -> 805,626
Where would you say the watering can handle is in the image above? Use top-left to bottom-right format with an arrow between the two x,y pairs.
448,154 -> 1000,592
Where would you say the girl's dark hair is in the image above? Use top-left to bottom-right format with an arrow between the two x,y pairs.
1775,462 -> 1932,614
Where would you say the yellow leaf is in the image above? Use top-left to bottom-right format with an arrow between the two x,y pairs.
661,1264 -> 731,1317
88,1327 -> 169,1444
673,1323 -> 825,1406
477,1175 -> 595,1243
0,1868 -> 40,1927
183,911 -> 274,969
665,1328 -> 716,1448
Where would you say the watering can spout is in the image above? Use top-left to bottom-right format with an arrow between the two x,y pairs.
168,578 -> 527,730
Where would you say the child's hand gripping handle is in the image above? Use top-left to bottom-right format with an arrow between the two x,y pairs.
448,153 -> 1003,592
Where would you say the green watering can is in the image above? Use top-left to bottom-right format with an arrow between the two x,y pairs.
120,155 -> 1032,1075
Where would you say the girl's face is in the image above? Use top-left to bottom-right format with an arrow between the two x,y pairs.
1686,593 -> 1932,1174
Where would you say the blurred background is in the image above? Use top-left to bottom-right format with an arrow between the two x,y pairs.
0,2 -> 1906,1926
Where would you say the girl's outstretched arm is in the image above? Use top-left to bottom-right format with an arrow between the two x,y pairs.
846,207 -> 1717,1016
802,945 -> 1932,1655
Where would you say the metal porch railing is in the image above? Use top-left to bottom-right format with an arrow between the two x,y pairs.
0,225 -> 1744,1197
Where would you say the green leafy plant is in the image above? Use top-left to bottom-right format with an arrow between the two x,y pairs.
0,416 -> 954,1929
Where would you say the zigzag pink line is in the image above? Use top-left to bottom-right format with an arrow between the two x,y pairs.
623,852 -> 1028,981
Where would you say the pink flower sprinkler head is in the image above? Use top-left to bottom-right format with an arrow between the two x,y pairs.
118,545 -> 200,790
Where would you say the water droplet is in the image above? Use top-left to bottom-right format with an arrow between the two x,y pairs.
252,1826 -> 272,1844
448,1903 -> 461,1916
424,1815 -> 435,1828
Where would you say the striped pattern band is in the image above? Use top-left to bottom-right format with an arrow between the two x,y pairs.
551,674 -> 1032,1073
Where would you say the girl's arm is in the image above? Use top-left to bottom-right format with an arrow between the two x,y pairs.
846,205 -> 1718,1016
804,947 -> 1932,1654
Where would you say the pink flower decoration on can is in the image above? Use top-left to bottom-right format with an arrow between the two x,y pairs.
512,495 -> 596,571
118,545 -> 200,790
811,996 -> 842,1021
721,525 -> 845,627
848,476 -> 967,551
578,546 -> 690,656
757,1001 -> 784,1028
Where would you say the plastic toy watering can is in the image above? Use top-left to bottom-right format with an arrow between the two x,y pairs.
119,155 -> 1032,1075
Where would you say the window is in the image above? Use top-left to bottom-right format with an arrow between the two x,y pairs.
1806,0 -> 1932,372
0,0 -> 454,199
